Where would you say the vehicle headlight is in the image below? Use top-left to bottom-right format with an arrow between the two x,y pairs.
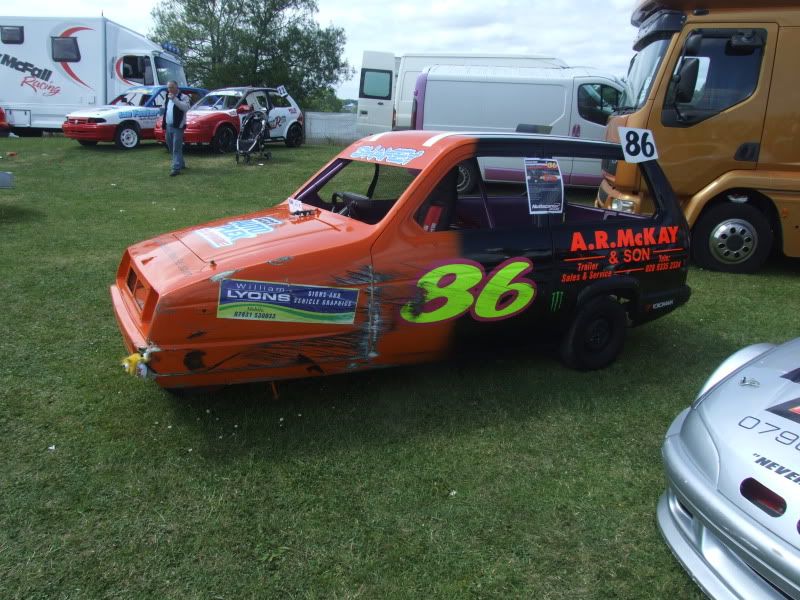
678,409 -> 720,483
611,198 -> 636,213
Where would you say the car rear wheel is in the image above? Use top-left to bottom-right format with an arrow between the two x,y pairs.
559,296 -> 627,370
456,161 -> 479,194
78,140 -> 98,147
692,202 -> 772,273
115,124 -> 140,149
284,123 -> 303,147
211,126 -> 235,153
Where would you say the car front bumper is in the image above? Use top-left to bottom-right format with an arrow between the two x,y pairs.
62,122 -> 116,142
658,408 -> 800,599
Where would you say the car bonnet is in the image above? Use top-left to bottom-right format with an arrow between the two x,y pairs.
698,338 -> 800,547
172,202 -> 349,263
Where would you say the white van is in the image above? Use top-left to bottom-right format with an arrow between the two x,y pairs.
356,51 -> 567,137
0,16 -> 187,134
413,65 -> 623,192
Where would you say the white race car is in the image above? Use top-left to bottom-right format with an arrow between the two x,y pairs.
63,85 -> 207,149
659,338 -> 800,599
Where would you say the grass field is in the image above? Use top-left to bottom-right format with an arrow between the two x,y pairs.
1,136 -> 799,599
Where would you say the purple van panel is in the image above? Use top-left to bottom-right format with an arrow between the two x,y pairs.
484,168 -> 602,187
484,168 -> 526,183
568,174 -> 603,186
413,70 -> 428,130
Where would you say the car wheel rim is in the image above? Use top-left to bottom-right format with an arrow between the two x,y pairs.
585,318 -> 611,351
708,218 -> 757,264
222,129 -> 234,150
456,165 -> 471,193
288,125 -> 299,145
120,129 -> 137,148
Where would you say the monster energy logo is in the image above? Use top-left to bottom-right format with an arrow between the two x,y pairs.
550,291 -> 565,312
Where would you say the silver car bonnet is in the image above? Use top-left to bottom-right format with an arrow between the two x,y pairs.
697,338 -> 800,550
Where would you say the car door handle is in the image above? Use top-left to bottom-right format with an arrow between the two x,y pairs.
377,101 -> 384,106
360,110 -> 368,115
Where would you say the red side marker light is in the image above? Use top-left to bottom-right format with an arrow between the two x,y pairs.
740,478 -> 786,517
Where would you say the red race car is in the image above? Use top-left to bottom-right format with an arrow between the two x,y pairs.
112,130 -> 691,391
155,86 -> 304,152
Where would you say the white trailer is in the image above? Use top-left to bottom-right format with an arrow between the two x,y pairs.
0,16 -> 187,134
413,65 -> 623,191
356,51 -> 568,136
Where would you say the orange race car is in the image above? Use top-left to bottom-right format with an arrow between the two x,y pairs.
111,130 -> 691,391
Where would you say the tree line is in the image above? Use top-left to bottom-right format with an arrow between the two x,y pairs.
150,0 -> 353,111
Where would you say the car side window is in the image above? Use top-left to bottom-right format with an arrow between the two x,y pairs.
225,95 -> 240,109
270,92 -> 291,108
253,93 -> 270,110
152,91 -> 166,108
577,84 -> 620,125
663,29 -> 765,127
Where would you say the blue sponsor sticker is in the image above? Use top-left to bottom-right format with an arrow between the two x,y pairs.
218,279 -> 359,324
196,216 -> 283,248
350,145 -> 424,166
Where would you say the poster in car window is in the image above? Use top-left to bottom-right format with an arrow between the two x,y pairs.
524,158 -> 564,215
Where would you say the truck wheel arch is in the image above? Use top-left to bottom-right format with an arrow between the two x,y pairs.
691,196 -> 776,273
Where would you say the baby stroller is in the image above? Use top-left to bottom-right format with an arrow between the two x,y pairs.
235,110 -> 273,164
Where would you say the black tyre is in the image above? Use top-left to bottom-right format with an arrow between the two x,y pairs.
284,122 -> 303,147
559,296 -> 627,370
77,140 -> 98,147
456,161 -> 479,194
114,123 -> 140,149
211,126 -> 235,153
692,202 -> 773,273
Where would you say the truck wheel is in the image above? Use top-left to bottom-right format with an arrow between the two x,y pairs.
115,124 -> 140,149
559,296 -> 627,370
284,123 -> 303,147
456,161 -> 478,194
692,202 -> 772,273
78,140 -> 98,147
211,126 -> 235,153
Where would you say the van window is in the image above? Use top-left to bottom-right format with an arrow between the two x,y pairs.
577,84 -> 620,125
51,36 -> 80,62
663,29 -> 765,127
1,26 -> 23,44
360,69 -> 392,100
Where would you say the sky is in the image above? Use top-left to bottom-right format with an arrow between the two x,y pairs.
2,0 -> 639,98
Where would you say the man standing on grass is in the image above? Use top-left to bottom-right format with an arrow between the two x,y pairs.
163,80 -> 190,176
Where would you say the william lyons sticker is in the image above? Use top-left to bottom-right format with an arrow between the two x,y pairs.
218,279 -> 359,324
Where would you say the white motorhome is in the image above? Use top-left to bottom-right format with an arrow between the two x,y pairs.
0,16 -> 187,134
413,65 -> 623,192
356,51 -> 568,136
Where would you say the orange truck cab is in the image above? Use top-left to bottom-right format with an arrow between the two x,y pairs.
112,130 -> 691,391
597,0 -> 800,273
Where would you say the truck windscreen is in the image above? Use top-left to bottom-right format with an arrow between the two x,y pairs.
618,38 -> 670,112
155,56 -> 187,86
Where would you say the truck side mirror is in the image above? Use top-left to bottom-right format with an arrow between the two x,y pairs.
674,57 -> 699,104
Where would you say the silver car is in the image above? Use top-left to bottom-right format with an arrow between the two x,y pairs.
658,338 -> 800,599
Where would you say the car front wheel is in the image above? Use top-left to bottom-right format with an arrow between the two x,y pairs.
115,124 -> 140,149
559,296 -> 627,370
211,126 -> 235,153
